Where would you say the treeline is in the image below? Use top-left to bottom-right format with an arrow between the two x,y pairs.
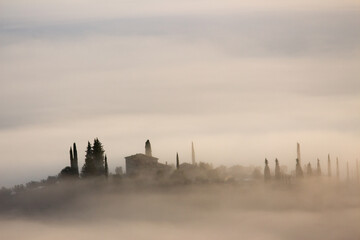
264,158 -> 321,183
262,155 -> 360,184
60,138 -> 109,179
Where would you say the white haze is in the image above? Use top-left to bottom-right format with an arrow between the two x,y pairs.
1,180 -> 360,240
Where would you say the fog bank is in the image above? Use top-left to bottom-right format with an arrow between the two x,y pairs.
1,180 -> 360,240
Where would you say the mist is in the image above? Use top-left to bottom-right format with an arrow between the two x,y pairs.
1,178 -> 360,240
1,0 -> 360,238
1,0 -> 360,186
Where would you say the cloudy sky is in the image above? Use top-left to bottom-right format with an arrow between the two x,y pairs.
0,0 -> 359,186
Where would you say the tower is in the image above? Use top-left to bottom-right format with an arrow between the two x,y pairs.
145,140 -> 152,157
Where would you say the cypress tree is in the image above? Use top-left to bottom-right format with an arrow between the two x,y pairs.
176,152 -> 180,170
145,140 -> 152,157
69,147 -> 74,167
307,163 -> 313,176
328,154 -> 332,177
336,157 -> 340,180
104,155 -> 109,178
191,142 -> 196,165
59,147 -> 76,179
297,143 -> 301,165
317,158 -> 321,176
296,158 -> 304,178
264,158 -> 271,181
71,143 -> 79,176
275,158 -> 281,180
73,143 -> 79,175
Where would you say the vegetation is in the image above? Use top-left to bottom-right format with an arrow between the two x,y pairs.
82,139 -> 107,177
264,158 -> 271,181
295,159 -> 304,178
1,141 -> 358,197
275,158 -> 281,180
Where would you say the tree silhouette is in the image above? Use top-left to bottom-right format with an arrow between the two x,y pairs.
328,154 -> 332,177
307,163 -> 313,176
176,152 -> 180,170
59,144 -> 79,179
104,155 -> 109,178
145,140 -> 152,157
295,158 -> 304,178
192,142 -> 196,165
92,138 -> 105,175
81,141 -> 96,177
70,147 -> 74,167
264,158 -> 271,181
317,158 -> 321,176
80,139 -> 107,177
275,158 -> 281,180
73,143 -> 79,176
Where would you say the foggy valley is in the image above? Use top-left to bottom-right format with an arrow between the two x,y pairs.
1,0 -> 360,239
1,178 -> 360,240
1,139 -> 359,240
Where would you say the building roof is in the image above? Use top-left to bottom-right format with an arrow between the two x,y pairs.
125,153 -> 159,161
180,162 -> 196,170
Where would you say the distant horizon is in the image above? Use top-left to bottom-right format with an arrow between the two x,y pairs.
1,137 -> 358,188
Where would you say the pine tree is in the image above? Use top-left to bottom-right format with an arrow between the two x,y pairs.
264,158 -> 271,181
81,141 -> 96,177
275,158 -> 281,180
92,138 -> 105,175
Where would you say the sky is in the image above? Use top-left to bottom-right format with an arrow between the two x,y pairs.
0,0 -> 359,187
